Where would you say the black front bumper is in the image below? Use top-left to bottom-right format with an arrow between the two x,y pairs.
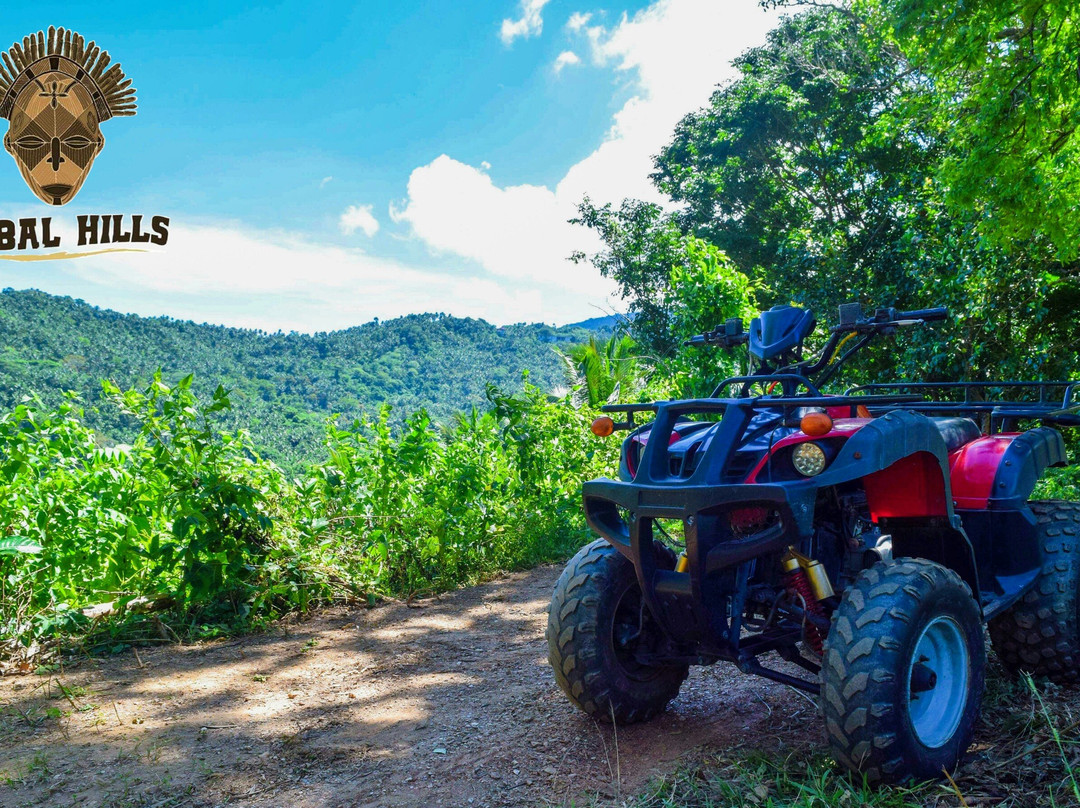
583,478 -> 806,646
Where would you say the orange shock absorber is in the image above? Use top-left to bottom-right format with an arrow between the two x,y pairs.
782,549 -> 829,656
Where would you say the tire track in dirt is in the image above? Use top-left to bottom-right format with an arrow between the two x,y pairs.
0,565 -> 816,807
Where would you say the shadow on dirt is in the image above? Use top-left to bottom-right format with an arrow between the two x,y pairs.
0,565 -> 812,808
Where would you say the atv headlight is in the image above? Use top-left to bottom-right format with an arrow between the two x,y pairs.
792,441 -> 827,476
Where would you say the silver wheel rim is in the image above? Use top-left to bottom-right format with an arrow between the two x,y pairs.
906,615 -> 969,748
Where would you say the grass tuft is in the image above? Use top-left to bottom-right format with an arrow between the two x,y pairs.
633,749 -> 936,808
630,663 -> 1080,808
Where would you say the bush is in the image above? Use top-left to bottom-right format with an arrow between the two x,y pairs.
0,373 -> 617,656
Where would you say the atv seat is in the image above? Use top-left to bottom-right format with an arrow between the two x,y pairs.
930,416 -> 981,452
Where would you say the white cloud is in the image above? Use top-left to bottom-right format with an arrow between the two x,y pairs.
0,219 -> 605,331
397,0 -> 779,308
320,176 -> 333,188
0,214 -> 617,330
339,204 -> 380,237
566,11 -> 592,31
557,0 -> 779,206
392,155 -> 610,299
4,0 -> 780,334
500,0 -> 551,45
553,50 -> 581,73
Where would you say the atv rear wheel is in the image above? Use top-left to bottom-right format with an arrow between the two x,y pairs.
821,558 -> 986,784
989,501 -> 1080,682
547,539 -> 688,723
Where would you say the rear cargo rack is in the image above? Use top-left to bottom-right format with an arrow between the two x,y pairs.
599,392 -> 923,418
595,380 -> 1078,488
846,381 -> 1080,431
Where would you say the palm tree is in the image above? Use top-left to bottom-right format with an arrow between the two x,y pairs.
558,334 -> 642,408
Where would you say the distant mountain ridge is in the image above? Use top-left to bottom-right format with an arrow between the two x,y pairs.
0,289 -> 610,470
562,314 -> 624,332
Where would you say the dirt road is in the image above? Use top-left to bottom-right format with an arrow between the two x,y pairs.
0,565 -> 815,807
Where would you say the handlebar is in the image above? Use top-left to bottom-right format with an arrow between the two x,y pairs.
895,307 -> 948,323
805,304 -> 949,385
684,317 -> 748,349
683,303 -> 949,389
833,305 -> 950,335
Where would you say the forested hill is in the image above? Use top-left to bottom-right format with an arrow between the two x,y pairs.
0,288 -> 603,470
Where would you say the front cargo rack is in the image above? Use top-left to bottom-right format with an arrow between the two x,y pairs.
597,377 -> 1080,435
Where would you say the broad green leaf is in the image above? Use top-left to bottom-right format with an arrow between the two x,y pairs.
0,536 -> 43,556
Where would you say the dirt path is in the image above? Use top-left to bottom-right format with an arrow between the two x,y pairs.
0,565 -> 816,808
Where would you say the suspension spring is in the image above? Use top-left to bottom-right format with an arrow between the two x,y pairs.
786,568 -> 825,656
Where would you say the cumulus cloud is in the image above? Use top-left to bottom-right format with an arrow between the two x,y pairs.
500,0 -> 551,45
6,0 -> 782,333
557,0 -> 779,206
319,176 -> 333,188
397,0 -> 779,309
339,204 -> 380,237
553,50 -> 581,73
566,11 -> 592,31
392,155 -> 609,299
1,219 -> 598,331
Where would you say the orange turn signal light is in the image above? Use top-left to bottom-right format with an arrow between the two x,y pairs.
590,416 -> 616,437
800,411 -> 833,437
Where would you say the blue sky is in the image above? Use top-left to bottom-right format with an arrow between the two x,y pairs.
0,0 -> 778,331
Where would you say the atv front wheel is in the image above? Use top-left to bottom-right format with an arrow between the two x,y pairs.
989,501 -> 1080,682
821,558 -> 986,784
546,539 -> 688,723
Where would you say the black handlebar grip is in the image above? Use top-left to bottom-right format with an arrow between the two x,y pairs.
896,307 -> 948,322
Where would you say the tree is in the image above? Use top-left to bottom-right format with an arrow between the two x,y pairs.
862,0 -> 1080,258
559,334 -> 642,408
660,238 -> 758,396
571,198 -> 691,359
653,9 -> 938,316
578,6 -> 1078,385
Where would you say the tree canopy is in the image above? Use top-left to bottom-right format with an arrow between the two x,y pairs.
0,289 -> 605,471
576,3 -> 1079,389
868,0 -> 1080,256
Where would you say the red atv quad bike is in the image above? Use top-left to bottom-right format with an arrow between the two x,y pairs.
546,303 -> 1080,784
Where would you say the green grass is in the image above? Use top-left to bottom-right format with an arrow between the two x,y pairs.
630,664 -> 1080,808
632,750 -> 939,808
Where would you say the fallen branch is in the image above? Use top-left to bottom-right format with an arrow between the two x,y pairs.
80,594 -> 175,620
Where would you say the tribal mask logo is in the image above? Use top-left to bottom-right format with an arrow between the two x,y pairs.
0,27 -> 136,206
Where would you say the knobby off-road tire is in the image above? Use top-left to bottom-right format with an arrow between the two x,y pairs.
546,539 -> 688,723
989,501 -> 1080,682
821,558 -> 986,784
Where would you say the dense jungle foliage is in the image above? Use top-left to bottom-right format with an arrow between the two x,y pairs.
0,289 -> 610,472
576,2 -> 1080,385
1,0 -> 1078,658
0,375 -> 617,656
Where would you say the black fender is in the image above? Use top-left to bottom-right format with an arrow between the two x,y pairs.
988,427 -> 1067,509
808,410 -> 981,596
963,427 -> 1069,613
815,410 -> 953,491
